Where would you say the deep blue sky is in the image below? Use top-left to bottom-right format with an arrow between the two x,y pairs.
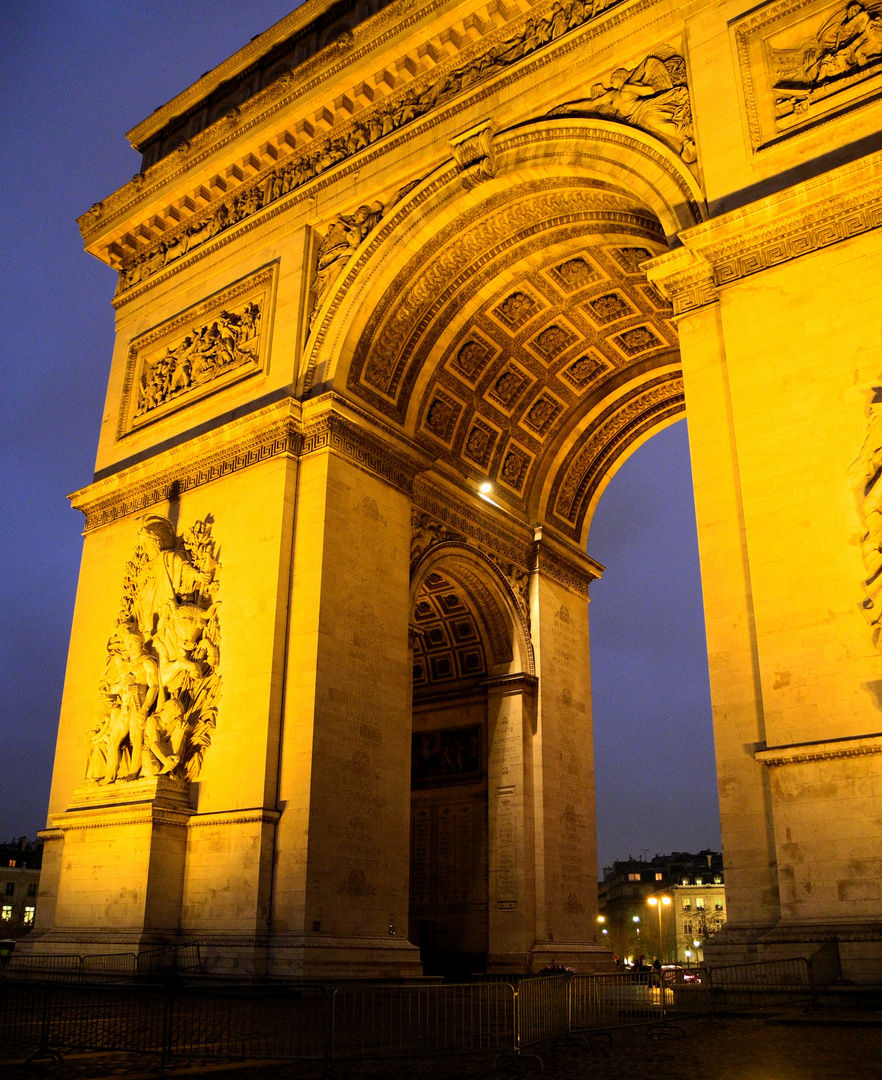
0,2 -> 719,870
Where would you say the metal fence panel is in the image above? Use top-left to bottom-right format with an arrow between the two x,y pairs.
570,972 -> 663,1033
166,985 -> 328,1063
808,940 -> 842,996
81,953 -> 137,981
516,975 -> 569,1049
707,957 -> 812,1009
332,982 -> 516,1062
1,954 -> 82,982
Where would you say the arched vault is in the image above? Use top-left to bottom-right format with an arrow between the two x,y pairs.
303,119 -> 702,542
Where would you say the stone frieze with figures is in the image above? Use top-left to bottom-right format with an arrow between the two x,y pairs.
84,515 -> 220,788
736,0 -> 882,150
118,265 -> 275,437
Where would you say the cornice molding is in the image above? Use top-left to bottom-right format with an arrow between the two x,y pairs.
72,395 -> 427,531
533,527 -> 602,599
188,808 -> 282,829
755,731 -> 882,768
86,0 -> 691,298
413,474 -> 534,568
72,399 -> 302,533
648,149 -> 882,313
300,408 -> 425,494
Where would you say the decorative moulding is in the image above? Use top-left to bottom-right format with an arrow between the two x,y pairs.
755,731 -> 882,766
646,146 -> 882,311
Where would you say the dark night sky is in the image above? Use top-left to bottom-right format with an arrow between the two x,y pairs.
0,2 -> 720,871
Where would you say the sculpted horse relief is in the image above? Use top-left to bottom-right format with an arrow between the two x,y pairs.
85,515 -> 221,785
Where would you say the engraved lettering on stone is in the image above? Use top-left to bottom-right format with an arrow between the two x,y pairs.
551,47 -> 697,163
496,790 -> 517,907
85,515 -> 220,785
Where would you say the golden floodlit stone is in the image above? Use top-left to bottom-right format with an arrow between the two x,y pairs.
28,0 -> 882,980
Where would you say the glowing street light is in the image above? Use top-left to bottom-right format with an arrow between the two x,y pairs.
646,894 -> 672,963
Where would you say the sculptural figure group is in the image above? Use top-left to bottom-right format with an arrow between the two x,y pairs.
85,515 -> 220,785
135,302 -> 260,417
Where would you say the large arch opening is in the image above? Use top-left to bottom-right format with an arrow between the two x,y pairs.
306,121 -> 706,974
587,419 -> 719,959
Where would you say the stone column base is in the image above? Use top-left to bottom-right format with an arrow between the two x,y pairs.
265,935 -> 423,980
704,921 -> 882,985
529,940 -> 614,973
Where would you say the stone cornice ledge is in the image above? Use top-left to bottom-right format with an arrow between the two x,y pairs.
533,525 -> 604,599
755,731 -> 882,767
71,397 -> 303,532
646,148 -> 882,314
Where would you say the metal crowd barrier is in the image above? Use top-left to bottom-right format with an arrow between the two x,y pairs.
0,980 -> 328,1069
0,945 -> 844,1070
0,942 -> 200,983
516,975 -> 569,1053
331,981 -> 517,1066
707,956 -> 814,1010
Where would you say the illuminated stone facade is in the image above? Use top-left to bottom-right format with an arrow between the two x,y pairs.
29,0 -> 882,979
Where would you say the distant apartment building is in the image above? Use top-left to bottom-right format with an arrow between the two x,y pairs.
598,850 -> 725,964
0,838 -> 42,938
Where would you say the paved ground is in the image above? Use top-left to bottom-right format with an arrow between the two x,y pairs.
3,1009 -> 882,1080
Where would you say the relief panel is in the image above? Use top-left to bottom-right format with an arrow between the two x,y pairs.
119,264 -> 275,437
735,0 -> 882,151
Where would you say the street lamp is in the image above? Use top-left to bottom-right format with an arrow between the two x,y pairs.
646,894 -> 672,963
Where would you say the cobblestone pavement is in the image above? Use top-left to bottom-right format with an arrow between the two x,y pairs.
3,1010 -> 882,1080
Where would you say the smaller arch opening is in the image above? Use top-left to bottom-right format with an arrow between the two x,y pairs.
408,553 -> 526,978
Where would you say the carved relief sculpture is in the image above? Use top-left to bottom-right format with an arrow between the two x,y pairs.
551,47 -> 697,163
308,202 -> 384,330
121,266 -> 272,437
136,302 -> 261,418
852,386 -> 882,647
115,0 -> 625,292
85,515 -> 220,785
737,0 -> 882,149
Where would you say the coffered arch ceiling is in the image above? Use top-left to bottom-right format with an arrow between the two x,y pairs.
312,122 -> 698,544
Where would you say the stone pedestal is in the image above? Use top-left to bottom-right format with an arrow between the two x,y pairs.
29,777 -> 192,954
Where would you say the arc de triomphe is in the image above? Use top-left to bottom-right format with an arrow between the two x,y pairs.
33,0 -> 882,980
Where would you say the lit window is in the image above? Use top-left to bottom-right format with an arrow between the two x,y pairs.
23,906 -> 35,925
654,873 -> 662,881
715,901 -> 724,911
696,897 -> 706,910
27,884 -> 37,898
7,860 -> 15,868
1,905 -> 11,921
628,873 -> 640,881
4,882 -> 14,896
713,876 -> 721,885
682,899 -> 691,910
